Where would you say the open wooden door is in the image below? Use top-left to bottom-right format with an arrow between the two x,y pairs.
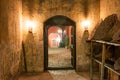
44,15 -> 76,70
70,26 -> 76,68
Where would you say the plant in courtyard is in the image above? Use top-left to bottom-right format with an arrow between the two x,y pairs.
59,41 -> 65,48
67,45 -> 73,49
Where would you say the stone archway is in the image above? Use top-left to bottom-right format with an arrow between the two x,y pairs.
44,15 -> 76,70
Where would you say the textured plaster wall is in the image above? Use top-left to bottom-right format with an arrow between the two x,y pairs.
76,0 -> 100,71
0,0 -> 22,80
22,0 -> 44,72
22,0 -> 100,72
100,0 -> 120,20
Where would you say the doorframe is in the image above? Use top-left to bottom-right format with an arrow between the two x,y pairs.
43,15 -> 76,71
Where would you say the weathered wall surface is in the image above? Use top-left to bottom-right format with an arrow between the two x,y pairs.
22,0 -> 100,72
76,0 -> 100,71
100,0 -> 120,20
22,0 -> 44,72
0,0 -> 22,80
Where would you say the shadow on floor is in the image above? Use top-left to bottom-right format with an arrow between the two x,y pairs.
18,71 -> 53,80
18,70 -> 92,80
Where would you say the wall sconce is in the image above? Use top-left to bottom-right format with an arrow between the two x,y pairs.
26,20 -> 34,33
81,20 -> 90,31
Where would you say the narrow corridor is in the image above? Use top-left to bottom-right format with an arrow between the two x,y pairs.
1,0 -> 120,80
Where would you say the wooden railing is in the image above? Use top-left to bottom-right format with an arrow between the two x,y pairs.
88,40 -> 120,80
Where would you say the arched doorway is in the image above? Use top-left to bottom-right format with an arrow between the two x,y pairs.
44,15 -> 76,70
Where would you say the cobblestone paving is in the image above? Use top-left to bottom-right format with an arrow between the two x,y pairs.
48,48 -> 72,68
18,70 -> 91,80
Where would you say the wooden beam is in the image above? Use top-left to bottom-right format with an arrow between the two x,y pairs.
101,44 -> 106,80
91,40 -> 120,46
90,42 -> 93,80
22,41 -> 27,72
87,39 -> 120,80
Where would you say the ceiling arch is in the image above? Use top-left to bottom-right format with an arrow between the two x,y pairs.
44,15 -> 75,27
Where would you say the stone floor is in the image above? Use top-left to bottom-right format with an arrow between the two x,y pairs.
18,48 -> 100,80
48,48 -> 72,68
49,70 -> 90,80
18,70 -> 91,80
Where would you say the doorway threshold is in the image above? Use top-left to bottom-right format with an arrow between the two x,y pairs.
47,67 -> 75,70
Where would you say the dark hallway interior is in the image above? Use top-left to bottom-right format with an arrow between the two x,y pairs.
1,0 -> 120,80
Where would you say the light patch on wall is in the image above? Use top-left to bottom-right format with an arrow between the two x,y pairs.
81,20 -> 91,30
25,20 -> 37,33
19,12 -> 22,43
